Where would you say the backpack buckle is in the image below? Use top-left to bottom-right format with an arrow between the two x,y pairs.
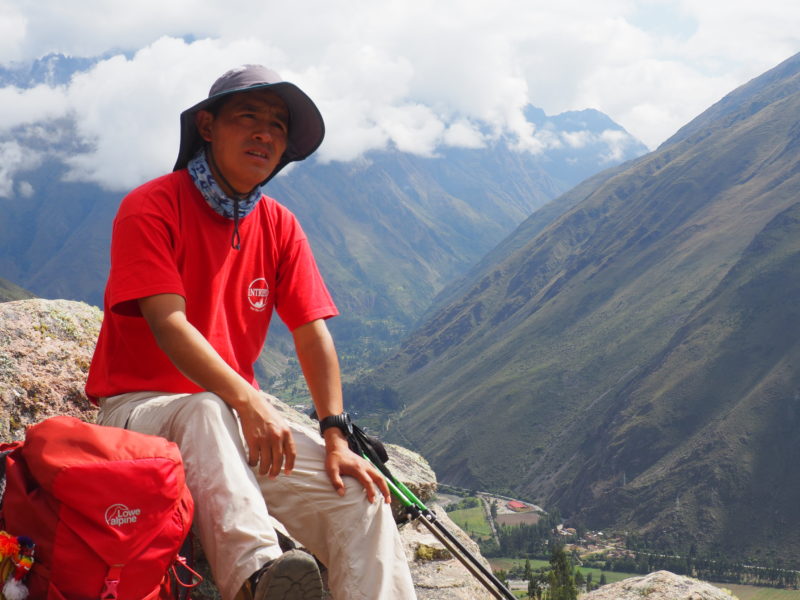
101,564 -> 124,600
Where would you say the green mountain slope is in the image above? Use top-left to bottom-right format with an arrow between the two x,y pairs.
0,277 -> 35,302
569,201 -> 800,558
268,145 -> 562,329
375,53 -> 800,558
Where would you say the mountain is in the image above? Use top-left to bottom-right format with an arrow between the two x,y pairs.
0,53 -> 101,87
372,53 -> 800,559
0,53 -> 647,368
0,277 -> 35,302
0,156 -> 122,309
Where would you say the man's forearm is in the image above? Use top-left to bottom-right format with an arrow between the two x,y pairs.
139,294 -> 256,410
139,293 -> 297,476
292,319 -> 390,501
292,319 -> 344,420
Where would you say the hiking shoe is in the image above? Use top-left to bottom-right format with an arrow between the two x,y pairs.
251,549 -> 323,600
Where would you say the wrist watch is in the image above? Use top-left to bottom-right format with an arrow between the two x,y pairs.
318,412 -> 353,436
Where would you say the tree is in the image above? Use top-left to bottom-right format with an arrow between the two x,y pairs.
529,573 -> 547,600
574,568 -> 585,589
548,545 -> 577,600
599,572 -> 607,586
524,558 -> 532,581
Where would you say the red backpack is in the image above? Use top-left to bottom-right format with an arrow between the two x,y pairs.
0,416 -> 195,600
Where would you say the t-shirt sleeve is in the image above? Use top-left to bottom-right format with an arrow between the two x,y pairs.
273,215 -> 338,331
106,203 -> 186,317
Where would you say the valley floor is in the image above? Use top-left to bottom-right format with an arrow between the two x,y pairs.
721,584 -> 800,600
437,491 -> 800,599
491,559 -> 800,600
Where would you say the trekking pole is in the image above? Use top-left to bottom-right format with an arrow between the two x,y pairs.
346,424 -> 516,600
383,467 -> 515,600
370,469 -> 506,597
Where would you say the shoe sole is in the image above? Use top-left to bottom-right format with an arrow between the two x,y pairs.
254,549 -> 323,600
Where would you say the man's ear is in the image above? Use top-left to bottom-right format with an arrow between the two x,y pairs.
195,110 -> 214,142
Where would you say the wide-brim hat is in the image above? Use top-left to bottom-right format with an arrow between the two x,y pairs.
173,64 -> 325,185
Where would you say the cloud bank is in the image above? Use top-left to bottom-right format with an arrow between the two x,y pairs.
0,0 -> 798,193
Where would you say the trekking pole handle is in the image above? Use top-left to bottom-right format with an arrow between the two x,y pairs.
393,476 -> 428,512
375,461 -> 415,508
361,451 -> 428,512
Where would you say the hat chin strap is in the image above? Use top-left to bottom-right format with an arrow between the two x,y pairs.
206,147 -> 260,250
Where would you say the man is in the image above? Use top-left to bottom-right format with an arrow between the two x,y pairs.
86,65 -> 417,600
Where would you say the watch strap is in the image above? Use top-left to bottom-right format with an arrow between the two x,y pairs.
318,412 -> 353,436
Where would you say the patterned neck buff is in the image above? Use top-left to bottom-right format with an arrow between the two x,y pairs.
187,148 -> 262,249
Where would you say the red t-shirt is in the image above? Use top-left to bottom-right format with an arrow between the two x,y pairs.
85,170 -> 338,403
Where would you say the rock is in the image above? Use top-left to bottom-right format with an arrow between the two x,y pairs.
399,507 -> 497,600
1,298 -> 500,599
580,570 -> 739,600
0,299 -> 101,441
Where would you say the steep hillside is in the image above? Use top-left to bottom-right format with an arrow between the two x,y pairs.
569,200 -> 800,558
0,277 -> 35,302
375,53 -> 800,559
423,162 -> 645,320
0,156 -> 121,309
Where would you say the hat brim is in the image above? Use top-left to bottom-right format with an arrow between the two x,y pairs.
173,81 -> 325,186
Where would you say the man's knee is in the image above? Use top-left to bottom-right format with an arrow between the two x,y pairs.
169,392 -> 240,441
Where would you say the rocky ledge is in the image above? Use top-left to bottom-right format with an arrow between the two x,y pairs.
0,298 -> 101,439
0,299 -> 496,599
581,570 -> 738,600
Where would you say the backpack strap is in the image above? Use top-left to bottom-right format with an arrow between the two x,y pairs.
170,556 -> 203,590
0,443 -> 23,508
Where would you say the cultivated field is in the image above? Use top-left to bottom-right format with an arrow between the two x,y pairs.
488,558 -> 800,599
447,505 -> 494,540
720,584 -> 800,600
496,512 -> 542,526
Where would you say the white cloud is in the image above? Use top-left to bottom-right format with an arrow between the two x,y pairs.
0,85 -> 69,130
556,128 -> 641,162
0,2 -> 27,62
0,141 -> 42,198
562,130 -> 592,149
18,180 -> 34,197
374,104 -> 446,157
0,0 -> 799,190
62,36 -> 290,190
600,129 -> 635,162
442,120 -> 486,149
575,57 -> 738,149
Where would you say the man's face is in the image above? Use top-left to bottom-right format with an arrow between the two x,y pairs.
195,89 -> 289,193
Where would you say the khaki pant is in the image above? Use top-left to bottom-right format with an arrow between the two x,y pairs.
99,391 -> 416,600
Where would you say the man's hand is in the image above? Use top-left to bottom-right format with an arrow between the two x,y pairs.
237,393 -> 297,478
139,293 -> 297,477
323,429 -> 391,504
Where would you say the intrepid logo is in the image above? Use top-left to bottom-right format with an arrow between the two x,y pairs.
105,504 -> 141,528
248,277 -> 270,311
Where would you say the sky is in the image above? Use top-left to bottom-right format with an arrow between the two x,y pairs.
1,0 -> 799,194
